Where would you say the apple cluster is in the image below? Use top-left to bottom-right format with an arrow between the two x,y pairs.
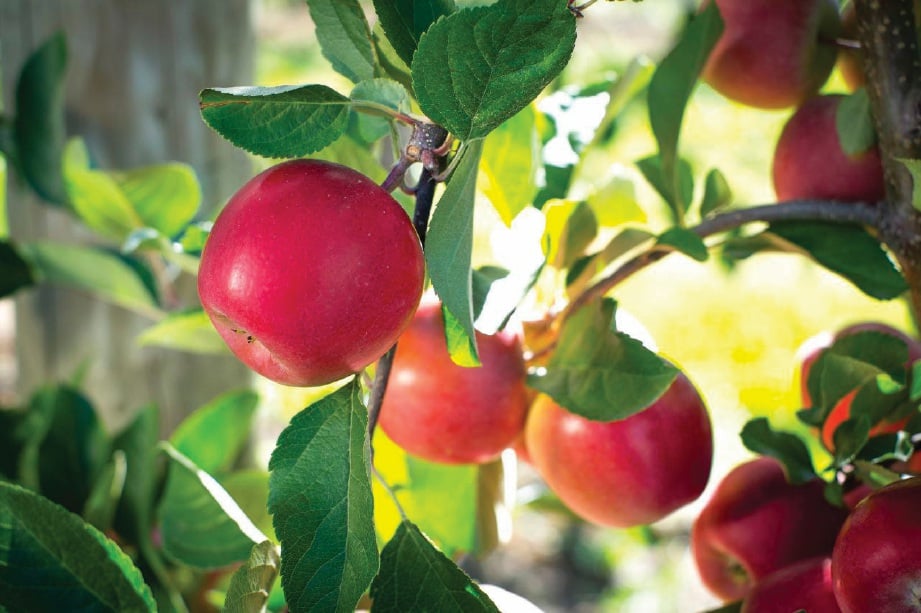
703,0 -> 884,204
691,321 -> 921,611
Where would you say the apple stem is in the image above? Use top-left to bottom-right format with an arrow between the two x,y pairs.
366,168 -> 438,448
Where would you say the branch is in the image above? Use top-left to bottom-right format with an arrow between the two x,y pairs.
366,167 -> 437,444
565,199 -> 882,320
854,0 -> 921,319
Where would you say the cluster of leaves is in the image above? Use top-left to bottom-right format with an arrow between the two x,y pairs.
0,380 -> 273,611
741,329 -> 921,502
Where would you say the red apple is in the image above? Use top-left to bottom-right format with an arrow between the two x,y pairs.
772,95 -> 885,202
832,477 -> 921,612
524,370 -> 712,528
198,159 -> 425,387
691,457 -> 849,602
741,557 -> 840,613
378,300 -> 530,464
701,0 -> 840,109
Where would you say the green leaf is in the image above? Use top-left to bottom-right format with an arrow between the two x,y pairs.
412,0 -> 576,140
157,444 -> 265,569
0,408 -> 27,481
370,520 -> 499,612
220,470 -> 275,544
19,241 -> 162,318
479,105 -> 539,226
897,157 -> 921,213
372,24 -> 415,95
586,169 -> 646,228
830,414 -> 871,466
349,79 -> 410,144
82,450 -> 127,532
635,154 -> 695,219
307,0 -> 377,84
426,141 -> 484,366
62,138 -> 143,240
115,163 -> 201,238
0,482 -> 156,612
770,221 -> 907,300
656,226 -> 708,262
136,309 -> 229,355
647,2 -> 723,217
739,418 -> 816,485
14,32 -> 68,205
223,540 -> 281,613
373,430 -> 477,557
112,405 -> 159,547
543,199 -> 598,269
442,304 -> 481,367
200,85 -> 350,158
373,0 -> 455,67
699,167 -> 732,217
0,241 -> 34,298
268,380 -> 378,613
18,385 -> 110,514
170,389 -> 259,475
836,88 -> 876,156
528,298 -> 678,421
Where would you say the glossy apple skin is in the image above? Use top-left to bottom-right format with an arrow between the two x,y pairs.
198,159 -> 425,387
701,0 -> 839,109
773,95 -> 885,202
378,301 -> 530,464
524,371 -> 712,528
691,457 -> 849,602
741,557 -> 840,613
832,477 -> 921,612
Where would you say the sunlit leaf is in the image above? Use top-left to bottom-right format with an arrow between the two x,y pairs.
157,444 -> 265,569
836,88 -> 876,156
479,105 -> 540,226
170,389 -> 258,475
115,163 -> 201,238
137,310 -> 228,355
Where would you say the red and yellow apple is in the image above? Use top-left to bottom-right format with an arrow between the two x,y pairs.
741,557 -> 839,613
524,370 -> 712,528
198,159 -> 425,387
701,0 -> 840,109
832,477 -> 921,612
691,457 -> 849,602
378,300 -> 530,464
772,95 -> 885,203
836,4 -> 864,91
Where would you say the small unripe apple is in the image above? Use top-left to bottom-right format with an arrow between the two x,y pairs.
832,477 -> 921,612
772,95 -> 885,203
378,300 -> 530,464
524,371 -> 712,528
198,159 -> 425,387
701,0 -> 840,109
691,457 -> 848,602
741,557 -> 839,613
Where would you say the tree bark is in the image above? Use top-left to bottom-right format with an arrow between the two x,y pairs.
1,0 -> 254,433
